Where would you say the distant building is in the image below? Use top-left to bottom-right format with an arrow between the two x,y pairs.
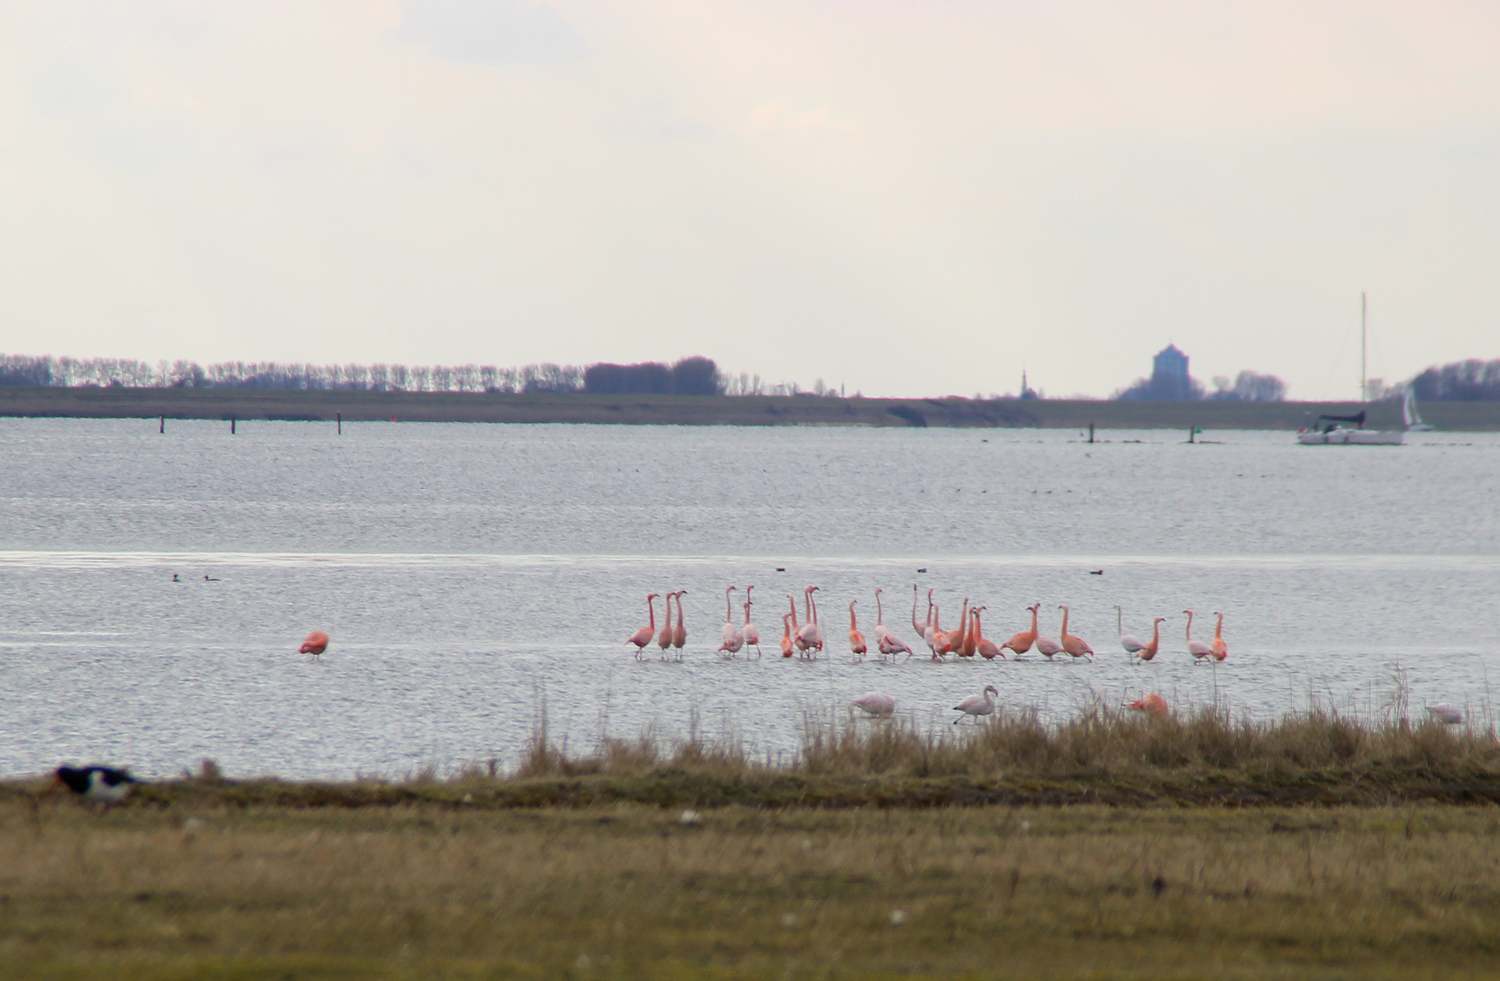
1150,344 -> 1192,400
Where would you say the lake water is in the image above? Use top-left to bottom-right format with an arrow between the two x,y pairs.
2,418 -> 1497,780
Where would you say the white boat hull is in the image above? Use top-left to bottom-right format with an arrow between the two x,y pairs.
1296,428 -> 1404,446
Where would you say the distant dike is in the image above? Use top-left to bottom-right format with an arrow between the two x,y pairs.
3,385 -> 1499,431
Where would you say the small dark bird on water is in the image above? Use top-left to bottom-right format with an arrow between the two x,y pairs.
1089,569 -> 1104,575
171,574 -> 181,582
53,765 -> 141,805
916,568 -> 927,573
203,574 -> 220,582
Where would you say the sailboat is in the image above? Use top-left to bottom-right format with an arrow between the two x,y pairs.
1402,389 -> 1435,432
1296,292 -> 1404,445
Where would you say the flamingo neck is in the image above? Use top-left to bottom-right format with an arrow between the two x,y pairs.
1060,607 -> 1070,636
875,593 -> 884,626
647,597 -> 656,630
1029,607 -> 1038,633
663,595 -> 673,631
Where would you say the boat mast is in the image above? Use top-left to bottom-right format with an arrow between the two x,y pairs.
1360,290 -> 1367,403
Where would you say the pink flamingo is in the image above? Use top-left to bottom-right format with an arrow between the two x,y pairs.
1211,611 -> 1229,662
1059,605 -> 1094,661
299,630 -> 330,656
798,586 -> 824,655
657,590 -> 676,658
1135,616 -> 1167,662
972,607 -> 1003,660
789,594 -> 810,658
1129,692 -> 1169,717
719,586 -> 744,657
742,585 -> 762,658
953,684 -> 999,724
671,590 -> 687,657
779,612 -> 794,658
923,590 -> 941,659
852,692 -> 896,718
1002,604 -> 1039,657
1183,609 -> 1214,663
628,594 -> 658,659
911,585 -> 928,644
848,601 -> 868,659
874,588 -> 913,660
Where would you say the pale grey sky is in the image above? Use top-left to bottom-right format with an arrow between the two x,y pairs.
3,1 -> 1496,398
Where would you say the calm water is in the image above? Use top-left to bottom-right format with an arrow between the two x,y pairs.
2,418 -> 1497,780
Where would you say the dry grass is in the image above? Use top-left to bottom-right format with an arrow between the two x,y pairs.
4,799 -> 1500,977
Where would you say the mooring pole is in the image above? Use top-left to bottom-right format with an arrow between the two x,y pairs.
1088,423 -> 1095,444
1189,426 -> 1197,444
230,415 -> 236,435
337,412 -> 342,435
159,415 -> 165,434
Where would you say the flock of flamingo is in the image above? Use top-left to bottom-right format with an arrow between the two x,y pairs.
626,584 -> 1231,723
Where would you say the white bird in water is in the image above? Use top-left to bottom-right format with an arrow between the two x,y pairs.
851,692 -> 896,718
1426,703 -> 1464,725
741,585 -> 762,658
953,684 -> 999,724
719,585 -> 745,657
1115,605 -> 1145,657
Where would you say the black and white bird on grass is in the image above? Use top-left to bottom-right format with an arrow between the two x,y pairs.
53,765 -> 141,805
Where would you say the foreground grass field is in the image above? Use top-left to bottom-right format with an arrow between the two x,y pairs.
7,709 -> 1500,977
4,797 -> 1500,978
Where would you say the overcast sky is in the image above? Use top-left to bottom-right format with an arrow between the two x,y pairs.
3,1 -> 1496,398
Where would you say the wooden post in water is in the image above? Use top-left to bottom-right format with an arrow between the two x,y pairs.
159,415 -> 164,434
337,412 -> 342,435
230,415 -> 236,435
1088,423 -> 1095,444
1188,426 -> 1196,444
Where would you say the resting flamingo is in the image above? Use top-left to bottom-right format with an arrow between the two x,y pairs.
1129,692 -> 1169,717
972,607 -> 1003,660
953,684 -> 999,724
671,591 -> 687,657
847,601 -> 868,660
1115,606 -> 1144,657
779,613 -> 794,658
874,588 -> 913,660
657,590 -> 676,658
299,630 -> 330,656
1002,604 -> 1039,657
628,594 -> 658,659
1135,616 -> 1166,662
852,692 -> 896,718
1183,609 -> 1214,663
1426,703 -> 1464,725
1211,611 -> 1229,662
1059,605 -> 1094,661
742,586 -> 762,658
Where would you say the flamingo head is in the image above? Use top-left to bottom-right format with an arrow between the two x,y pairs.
1028,603 -> 1040,613
810,585 -> 820,594
928,588 -> 935,601
678,590 -> 687,597
1213,610 -> 1223,618
646,593 -> 658,601
1058,604 -> 1069,612
726,585 -> 737,595
875,587 -> 883,596
1182,608 -> 1194,616
984,685 -> 998,697
849,600 -> 857,610
1154,616 -> 1167,624
745,585 -> 753,598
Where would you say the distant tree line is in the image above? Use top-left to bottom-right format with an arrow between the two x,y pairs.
1408,359 -> 1500,401
1114,369 -> 1286,402
582,357 -> 724,395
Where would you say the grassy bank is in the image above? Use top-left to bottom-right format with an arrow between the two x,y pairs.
5,384 -> 1498,429
5,800 -> 1500,977
10,710 -> 1500,975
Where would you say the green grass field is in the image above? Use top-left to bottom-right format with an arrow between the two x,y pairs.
5,797 -> 1500,978
8,709 -> 1500,976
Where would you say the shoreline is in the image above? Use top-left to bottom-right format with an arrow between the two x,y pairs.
4,384 -> 1499,429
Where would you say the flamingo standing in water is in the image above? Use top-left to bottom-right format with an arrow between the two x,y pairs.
953,684 -> 999,724
779,613 -> 794,658
972,607 -> 1003,660
1002,604 -> 1039,657
852,692 -> 896,718
1211,611 -> 1229,662
874,588 -> 913,661
1059,605 -> 1094,661
789,594 -> 810,658
671,591 -> 687,658
742,586 -> 762,658
1135,616 -> 1167,662
657,590 -> 676,658
299,630 -> 330,656
1115,606 -> 1144,657
628,594 -> 658,659
719,586 -> 744,657
959,598 -> 979,658
923,590 -> 941,659
798,586 -> 824,655
911,585 -> 928,647
847,600 -> 868,660
1183,609 -> 1214,663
